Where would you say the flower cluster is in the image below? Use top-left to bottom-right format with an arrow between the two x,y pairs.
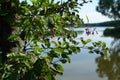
85,27 -> 98,36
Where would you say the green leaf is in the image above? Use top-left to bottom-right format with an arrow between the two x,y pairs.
24,61 -> 32,68
30,0 -> 37,4
6,65 -> 13,70
89,50 -> 94,54
53,64 -> 64,72
45,39 -> 50,48
87,46 -> 94,50
45,74 -> 55,80
102,42 -> 106,50
68,50 -> 72,54
81,39 -> 86,44
41,44 -> 46,48
34,45 -> 43,53
51,41 -> 57,46
75,47 -> 80,53
73,32 -> 77,38
8,34 -> 19,40
53,48 -> 63,53
67,56 -> 71,63
60,59 -> 67,63
71,40 -> 79,45
70,46 -> 80,53
104,52 -> 109,60
20,1 -> 28,6
73,9 -> 79,13
49,50 -> 60,58
7,53 -> 26,59
94,49 -> 100,54
86,15 -> 89,23
61,52 -> 68,58
85,38 -> 91,44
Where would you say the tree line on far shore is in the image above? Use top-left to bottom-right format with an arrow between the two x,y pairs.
85,20 -> 120,27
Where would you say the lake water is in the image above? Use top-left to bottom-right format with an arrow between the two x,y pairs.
57,27 -> 118,80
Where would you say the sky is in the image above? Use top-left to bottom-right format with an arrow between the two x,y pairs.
79,0 -> 112,23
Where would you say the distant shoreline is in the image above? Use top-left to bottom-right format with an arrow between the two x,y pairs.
85,20 -> 120,27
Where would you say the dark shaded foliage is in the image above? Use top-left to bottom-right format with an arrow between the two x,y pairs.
104,27 -> 120,38
97,0 -> 120,20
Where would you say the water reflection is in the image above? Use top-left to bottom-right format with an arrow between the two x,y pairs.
96,49 -> 120,80
96,28 -> 120,80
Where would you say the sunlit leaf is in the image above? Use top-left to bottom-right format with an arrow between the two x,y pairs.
102,42 -> 106,50
8,34 -> 19,40
53,48 -> 63,53
86,15 -> 89,23
24,61 -> 32,68
34,45 -> 43,53
85,38 -> 91,44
